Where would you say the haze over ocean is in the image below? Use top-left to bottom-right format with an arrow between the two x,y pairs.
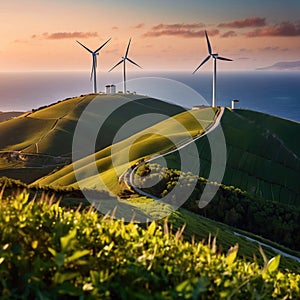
0,71 -> 299,122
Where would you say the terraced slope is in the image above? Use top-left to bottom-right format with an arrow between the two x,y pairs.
0,94 -> 185,156
0,94 -> 186,182
200,109 -> 299,205
34,107 -> 217,191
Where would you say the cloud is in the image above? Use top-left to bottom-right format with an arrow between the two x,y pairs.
132,23 -> 145,29
152,23 -> 205,30
221,30 -> 237,38
32,32 -> 98,40
260,46 -> 289,52
246,21 -> 300,37
143,23 -> 218,38
13,39 -> 28,44
218,17 -> 266,28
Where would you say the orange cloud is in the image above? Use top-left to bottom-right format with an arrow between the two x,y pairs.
246,21 -> 300,37
132,23 -> 145,29
152,23 -> 205,30
221,30 -> 237,38
143,23 -> 218,38
32,32 -> 98,40
218,17 -> 266,28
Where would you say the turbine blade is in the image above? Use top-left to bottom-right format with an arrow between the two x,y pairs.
108,59 -> 123,72
205,30 -> 212,55
95,37 -> 111,54
217,56 -> 233,61
125,38 -> 131,58
126,57 -> 142,69
192,55 -> 211,74
76,40 -> 93,54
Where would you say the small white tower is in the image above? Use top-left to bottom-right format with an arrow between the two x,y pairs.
105,85 -> 111,94
110,84 -> 116,94
231,99 -> 239,109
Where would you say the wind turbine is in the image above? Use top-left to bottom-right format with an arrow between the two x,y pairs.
109,38 -> 142,93
77,38 -> 111,93
193,30 -> 233,107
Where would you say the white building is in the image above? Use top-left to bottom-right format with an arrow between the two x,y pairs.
105,85 -> 111,94
110,84 -> 116,94
231,99 -> 239,109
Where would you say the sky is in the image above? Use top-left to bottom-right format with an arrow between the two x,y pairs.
0,0 -> 299,72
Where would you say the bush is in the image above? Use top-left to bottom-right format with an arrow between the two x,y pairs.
0,190 -> 299,299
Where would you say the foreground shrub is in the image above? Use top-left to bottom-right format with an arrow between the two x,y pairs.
0,191 -> 299,299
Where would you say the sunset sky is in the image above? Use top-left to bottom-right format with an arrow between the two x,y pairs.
0,0 -> 299,72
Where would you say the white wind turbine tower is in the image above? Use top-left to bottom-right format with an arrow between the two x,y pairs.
193,30 -> 233,107
77,38 -> 111,93
109,38 -> 142,93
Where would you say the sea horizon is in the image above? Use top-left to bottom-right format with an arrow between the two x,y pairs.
0,70 -> 299,122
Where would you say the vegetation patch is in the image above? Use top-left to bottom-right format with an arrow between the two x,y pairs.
0,191 -> 299,299
134,163 -> 300,251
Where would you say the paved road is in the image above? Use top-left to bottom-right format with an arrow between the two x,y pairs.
233,232 -> 300,263
125,107 -> 225,198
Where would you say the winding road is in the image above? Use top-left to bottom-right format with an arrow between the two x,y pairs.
124,106 -> 224,198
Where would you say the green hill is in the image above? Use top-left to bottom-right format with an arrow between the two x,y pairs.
34,107 -> 217,191
200,108 -> 299,205
35,105 -> 300,207
0,94 -> 185,183
143,108 -> 299,206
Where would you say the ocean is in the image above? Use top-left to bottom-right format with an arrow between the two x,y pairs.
0,71 -> 299,122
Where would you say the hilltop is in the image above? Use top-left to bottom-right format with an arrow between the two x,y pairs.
0,94 -> 185,183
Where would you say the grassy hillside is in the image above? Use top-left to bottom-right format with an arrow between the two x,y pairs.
36,105 -> 300,206
157,108 -> 299,206
0,94 -> 185,156
34,107 -> 217,191
221,109 -> 299,205
0,94 -> 185,183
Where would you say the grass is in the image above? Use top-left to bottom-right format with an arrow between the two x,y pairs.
34,107 -> 217,192
0,94 -> 185,182
123,195 -> 300,273
155,108 -> 300,206
220,109 -> 299,205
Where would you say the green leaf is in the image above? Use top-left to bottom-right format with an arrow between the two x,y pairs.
0,257 -> 5,264
147,221 -> 156,236
54,272 -> 79,284
55,253 -> 65,267
60,228 -> 77,252
66,250 -> 90,263
48,247 -> 57,257
266,255 -> 280,273
226,244 -> 238,266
